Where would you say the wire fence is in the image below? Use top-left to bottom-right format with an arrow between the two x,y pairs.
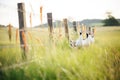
0,28 -> 68,48
0,2 -> 97,53
0,2 -> 97,71
0,1 -> 80,49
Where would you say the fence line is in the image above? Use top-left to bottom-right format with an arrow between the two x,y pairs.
0,2 -> 96,57
0,3 -> 96,70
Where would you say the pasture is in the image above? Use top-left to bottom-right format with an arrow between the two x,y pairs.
0,26 -> 120,80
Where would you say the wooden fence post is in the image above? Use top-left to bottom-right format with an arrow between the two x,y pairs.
73,21 -> 77,32
63,18 -> 69,41
77,22 -> 80,33
47,13 -> 53,39
8,24 -> 12,42
18,3 -> 27,59
88,27 -> 91,34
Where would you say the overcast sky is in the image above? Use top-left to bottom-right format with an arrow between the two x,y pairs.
0,0 -> 120,27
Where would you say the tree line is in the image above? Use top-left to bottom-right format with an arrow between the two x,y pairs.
103,15 -> 120,26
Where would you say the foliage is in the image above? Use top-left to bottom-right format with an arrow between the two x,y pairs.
103,15 -> 120,26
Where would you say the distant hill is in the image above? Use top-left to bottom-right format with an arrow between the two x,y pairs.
0,24 -> 16,28
34,19 -> 120,28
35,20 -> 73,28
1,19 -> 120,28
79,19 -> 103,26
35,19 -> 103,28
0,24 -> 6,28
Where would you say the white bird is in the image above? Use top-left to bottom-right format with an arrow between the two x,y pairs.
75,32 -> 83,47
75,33 -> 90,47
70,27 -> 95,48
88,33 -> 94,44
69,32 -> 83,47
82,33 -> 90,46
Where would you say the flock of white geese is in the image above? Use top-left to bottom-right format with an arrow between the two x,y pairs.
70,26 -> 95,47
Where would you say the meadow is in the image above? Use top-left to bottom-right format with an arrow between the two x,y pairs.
0,26 -> 120,80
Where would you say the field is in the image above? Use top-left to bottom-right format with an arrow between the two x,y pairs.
0,26 -> 120,80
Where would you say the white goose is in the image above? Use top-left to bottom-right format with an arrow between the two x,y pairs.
82,33 -> 91,46
87,27 -> 95,44
70,27 -> 95,48
75,33 -> 90,47
88,33 -> 94,44
89,28 -> 95,44
75,32 -> 83,47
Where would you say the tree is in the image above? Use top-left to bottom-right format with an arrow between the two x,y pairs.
103,15 -> 120,26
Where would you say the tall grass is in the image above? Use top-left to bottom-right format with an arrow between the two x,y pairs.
0,27 -> 120,80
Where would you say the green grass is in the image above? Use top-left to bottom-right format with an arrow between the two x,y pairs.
0,27 -> 120,80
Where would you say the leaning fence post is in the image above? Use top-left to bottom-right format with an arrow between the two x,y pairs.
73,21 -> 77,32
63,18 -> 69,41
47,13 -> 53,40
18,3 -> 28,59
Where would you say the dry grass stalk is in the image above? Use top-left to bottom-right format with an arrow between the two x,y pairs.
58,26 -> 62,39
40,6 -> 43,24
82,24 -> 85,32
8,24 -> 12,42
35,38 -> 41,43
16,29 -> 19,43
92,27 -> 96,36
28,32 -> 33,40
21,31 -> 28,51
30,13 -> 32,27
82,25 -> 86,39
77,23 -> 80,33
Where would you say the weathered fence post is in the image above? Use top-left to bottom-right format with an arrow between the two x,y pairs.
58,21 -> 62,38
77,22 -> 80,33
18,3 -> 27,59
63,18 -> 69,41
47,13 -> 53,39
73,21 -> 77,32
8,24 -> 12,42
88,27 -> 91,34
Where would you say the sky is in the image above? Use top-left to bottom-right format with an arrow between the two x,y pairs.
0,0 -> 120,28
